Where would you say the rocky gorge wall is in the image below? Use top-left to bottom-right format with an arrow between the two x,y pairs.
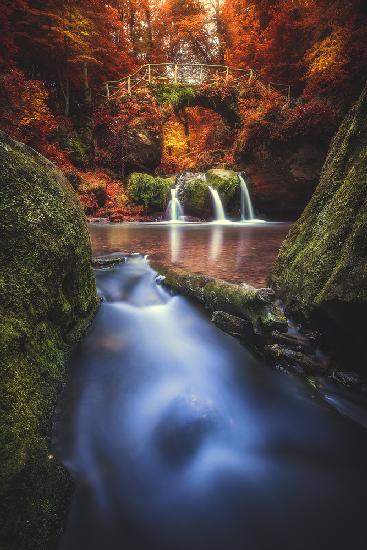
0,132 -> 99,549
271,84 -> 367,370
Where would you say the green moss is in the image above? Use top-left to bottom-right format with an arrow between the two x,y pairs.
0,131 -> 99,549
152,262 -> 287,334
153,84 -> 197,108
271,84 -> 367,316
180,177 -> 211,217
127,172 -> 174,212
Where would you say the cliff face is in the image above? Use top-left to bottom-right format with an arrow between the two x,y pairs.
0,132 -> 99,549
271,85 -> 367,367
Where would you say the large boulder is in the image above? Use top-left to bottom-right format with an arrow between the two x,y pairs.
179,174 -> 211,218
271,85 -> 367,368
0,132 -> 99,549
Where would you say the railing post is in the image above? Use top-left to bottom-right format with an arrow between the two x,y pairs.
127,76 -> 131,94
148,64 -> 151,84
200,65 -> 203,84
174,64 -> 178,84
268,83 -> 272,93
225,66 -> 229,82
106,83 -> 110,99
249,69 -> 253,83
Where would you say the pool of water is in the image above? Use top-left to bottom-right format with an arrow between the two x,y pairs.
89,221 -> 291,287
55,257 -> 367,550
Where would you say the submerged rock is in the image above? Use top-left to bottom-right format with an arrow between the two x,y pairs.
271,84 -> 367,370
155,393 -> 219,467
0,131 -> 99,549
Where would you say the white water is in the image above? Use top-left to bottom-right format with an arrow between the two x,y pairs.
239,174 -> 255,221
208,186 -> 226,221
166,188 -> 184,222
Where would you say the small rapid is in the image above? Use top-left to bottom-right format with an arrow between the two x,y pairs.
55,256 -> 367,550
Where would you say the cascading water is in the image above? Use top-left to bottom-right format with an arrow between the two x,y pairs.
166,188 -> 184,222
239,174 -> 255,221
54,254 -> 367,550
208,186 -> 226,222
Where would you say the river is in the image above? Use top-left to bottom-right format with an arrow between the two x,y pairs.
54,224 -> 367,550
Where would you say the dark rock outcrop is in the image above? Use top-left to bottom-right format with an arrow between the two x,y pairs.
0,132 -> 99,549
243,143 -> 326,220
271,84 -> 367,370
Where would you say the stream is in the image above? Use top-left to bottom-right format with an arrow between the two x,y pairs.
54,246 -> 367,550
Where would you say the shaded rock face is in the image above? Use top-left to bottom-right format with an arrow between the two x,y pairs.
0,132 -> 99,549
239,141 -> 326,220
271,84 -> 367,369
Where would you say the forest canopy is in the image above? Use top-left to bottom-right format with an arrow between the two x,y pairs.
1,1 -> 366,185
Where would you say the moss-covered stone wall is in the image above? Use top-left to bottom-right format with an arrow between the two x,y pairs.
0,132 -> 99,549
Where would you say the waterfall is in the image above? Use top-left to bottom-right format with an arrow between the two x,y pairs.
208,186 -> 226,221
239,174 -> 255,221
166,188 -> 184,222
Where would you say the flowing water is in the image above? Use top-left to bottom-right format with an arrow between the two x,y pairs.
208,186 -> 227,221
89,222 -> 291,286
166,188 -> 184,222
55,256 -> 367,550
239,173 -> 255,220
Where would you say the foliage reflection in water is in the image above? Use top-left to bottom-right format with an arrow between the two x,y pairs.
55,256 -> 367,550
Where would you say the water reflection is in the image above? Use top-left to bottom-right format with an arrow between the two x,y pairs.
170,224 -> 182,263
55,257 -> 367,550
89,222 -> 291,286
209,226 -> 223,261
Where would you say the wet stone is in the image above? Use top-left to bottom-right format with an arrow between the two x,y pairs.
155,393 -> 219,467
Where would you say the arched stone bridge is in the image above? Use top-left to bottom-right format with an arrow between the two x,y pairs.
104,63 -> 291,103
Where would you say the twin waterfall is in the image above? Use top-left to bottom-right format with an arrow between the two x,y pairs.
167,174 -> 255,222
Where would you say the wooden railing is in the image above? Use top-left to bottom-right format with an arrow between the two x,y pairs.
103,63 -> 291,101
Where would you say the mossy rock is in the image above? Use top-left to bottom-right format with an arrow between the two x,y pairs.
206,169 -> 240,210
271,84 -> 367,367
0,131 -> 99,549
180,176 -> 211,218
180,170 -> 239,218
127,172 -> 174,213
152,262 -> 287,335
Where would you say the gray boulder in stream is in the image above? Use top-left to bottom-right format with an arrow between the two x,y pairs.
0,131 -> 99,549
